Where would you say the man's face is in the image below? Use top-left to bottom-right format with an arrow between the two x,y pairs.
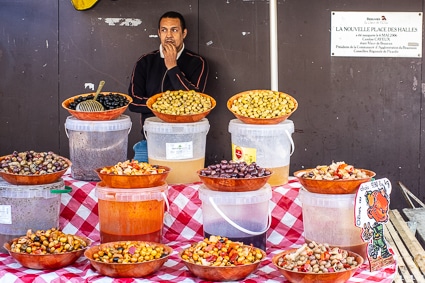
158,17 -> 187,52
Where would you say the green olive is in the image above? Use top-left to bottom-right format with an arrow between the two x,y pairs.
152,90 -> 212,115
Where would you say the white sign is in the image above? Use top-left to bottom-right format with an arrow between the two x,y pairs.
331,12 -> 422,58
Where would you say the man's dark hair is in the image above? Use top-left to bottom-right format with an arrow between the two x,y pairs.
158,11 -> 186,30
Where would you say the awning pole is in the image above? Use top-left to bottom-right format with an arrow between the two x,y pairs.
270,0 -> 278,91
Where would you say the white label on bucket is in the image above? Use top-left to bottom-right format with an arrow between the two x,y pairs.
166,141 -> 194,159
0,205 -> 12,224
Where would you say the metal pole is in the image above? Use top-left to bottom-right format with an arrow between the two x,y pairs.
270,0 -> 278,91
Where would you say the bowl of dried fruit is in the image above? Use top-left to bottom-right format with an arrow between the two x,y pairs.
84,241 -> 173,278
294,161 -> 376,194
146,90 -> 216,123
272,242 -> 364,283
95,160 -> 171,188
3,228 -> 90,270
197,160 -> 272,192
62,92 -> 132,121
0,151 -> 71,185
180,235 -> 266,282
227,90 -> 298,125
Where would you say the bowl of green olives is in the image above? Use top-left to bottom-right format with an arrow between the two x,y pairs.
227,90 -> 298,125
146,90 -> 216,123
62,92 -> 132,121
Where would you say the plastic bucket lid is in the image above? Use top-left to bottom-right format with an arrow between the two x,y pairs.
144,117 -> 210,134
95,183 -> 168,202
198,184 -> 272,205
299,189 -> 355,208
0,178 -> 65,198
65,115 -> 132,132
228,119 -> 294,136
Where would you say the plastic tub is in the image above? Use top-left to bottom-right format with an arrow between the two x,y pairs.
228,119 -> 294,186
95,183 -> 168,243
65,115 -> 132,181
0,178 -> 63,252
144,117 -> 210,184
299,189 -> 368,260
198,184 -> 272,250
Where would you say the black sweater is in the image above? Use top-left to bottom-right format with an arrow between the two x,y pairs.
128,48 -> 209,115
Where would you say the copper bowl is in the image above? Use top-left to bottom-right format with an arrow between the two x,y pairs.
84,241 -> 173,278
227,90 -> 298,125
146,91 -> 216,123
95,165 -> 171,188
180,248 -> 266,281
0,155 -> 71,185
272,249 -> 364,283
294,169 -> 376,194
197,170 -> 272,192
62,92 -> 132,121
3,236 -> 91,270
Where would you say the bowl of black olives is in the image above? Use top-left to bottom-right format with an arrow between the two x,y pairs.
197,160 -> 273,192
62,92 -> 132,121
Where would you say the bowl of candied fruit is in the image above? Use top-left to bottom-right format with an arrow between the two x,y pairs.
146,90 -> 216,123
227,90 -> 298,125
3,228 -> 90,270
62,92 -> 132,121
95,160 -> 171,188
0,151 -> 71,185
272,242 -> 364,283
294,161 -> 376,194
84,241 -> 173,278
197,160 -> 273,192
180,235 -> 266,282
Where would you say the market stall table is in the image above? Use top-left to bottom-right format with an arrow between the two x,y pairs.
0,174 -> 396,282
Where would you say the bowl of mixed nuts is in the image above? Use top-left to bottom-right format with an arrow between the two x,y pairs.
227,90 -> 298,125
3,228 -> 90,270
84,241 -> 173,278
95,160 -> 170,188
146,90 -> 216,123
272,242 -> 364,283
197,160 -> 273,192
180,235 -> 266,282
0,151 -> 71,185
294,161 -> 376,194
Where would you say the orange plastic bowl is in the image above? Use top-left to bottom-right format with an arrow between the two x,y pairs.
272,248 -> 364,283
84,241 -> 173,278
146,91 -> 216,123
227,90 -> 298,125
62,92 -> 132,121
180,248 -> 266,281
95,165 -> 171,188
3,236 -> 90,270
197,169 -> 272,192
293,169 -> 376,194
0,155 -> 71,185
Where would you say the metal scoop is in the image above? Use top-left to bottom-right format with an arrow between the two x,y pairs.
76,80 -> 105,112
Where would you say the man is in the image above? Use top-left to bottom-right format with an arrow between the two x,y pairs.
128,11 -> 209,134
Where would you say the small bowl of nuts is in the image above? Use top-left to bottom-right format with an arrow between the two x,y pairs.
146,90 -> 216,123
62,92 -> 132,121
180,235 -> 266,282
0,151 -> 71,185
95,160 -> 171,188
198,160 -> 273,192
294,161 -> 376,194
3,228 -> 91,270
272,242 -> 364,283
84,241 -> 173,278
227,90 -> 298,125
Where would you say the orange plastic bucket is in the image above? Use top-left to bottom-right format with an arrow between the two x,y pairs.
95,183 -> 168,243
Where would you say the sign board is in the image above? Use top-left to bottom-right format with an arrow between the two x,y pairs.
331,12 -> 422,58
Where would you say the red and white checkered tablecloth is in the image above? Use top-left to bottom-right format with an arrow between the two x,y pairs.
0,175 -> 396,283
